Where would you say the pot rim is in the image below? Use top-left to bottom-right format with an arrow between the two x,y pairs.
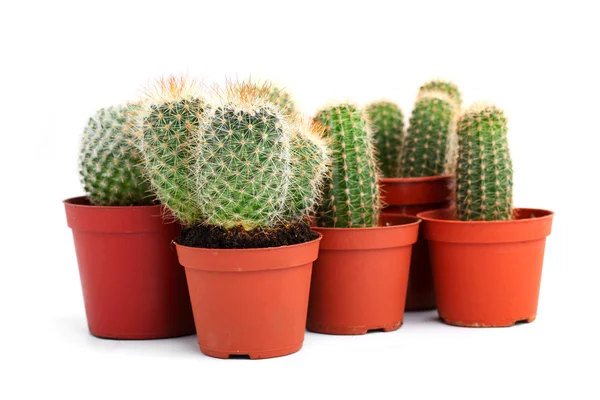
417,207 -> 554,225
313,216 -> 420,232
378,174 -> 454,184
174,232 -> 323,253
63,195 -> 160,210
417,208 -> 554,244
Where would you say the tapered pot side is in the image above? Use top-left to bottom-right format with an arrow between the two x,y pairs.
307,216 -> 420,335
174,235 -> 322,360
379,175 -> 454,310
417,208 -> 554,328
63,196 -> 195,339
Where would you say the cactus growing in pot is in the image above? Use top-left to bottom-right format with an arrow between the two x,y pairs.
365,101 -> 405,178
455,103 -> 513,221
307,103 -> 421,335
158,80 -> 330,359
314,104 -> 380,228
78,104 -> 153,206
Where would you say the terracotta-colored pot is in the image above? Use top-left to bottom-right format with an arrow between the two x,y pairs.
307,216 -> 420,335
64,196 -> 195,339
379,175 -> 454,311
174,235 -> 321,359
417,208 -> 554,327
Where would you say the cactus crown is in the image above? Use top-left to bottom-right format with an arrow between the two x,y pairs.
259,84 -> 297,116
365,101 -> 405,178
315,104 -> 380,228
137,76 -> 205,225
195,81 -> 329,230
455,103 -> 513,221
397,91 -> 456,177
79,104 -> 152,206
419,80 -> 462,108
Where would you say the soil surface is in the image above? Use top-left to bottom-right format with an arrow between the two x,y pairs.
177,220 -> 318,249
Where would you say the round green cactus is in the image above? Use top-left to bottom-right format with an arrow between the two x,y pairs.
137,76 -> 205,225
79,104 -> 152,206
365,101 -> 405,178
195,82 -> 329,230
259,84 -> 297,116
287,120 -> 331,218
315,104 -> 380,228
397,92 -> 456,177
455,103 -> 513,221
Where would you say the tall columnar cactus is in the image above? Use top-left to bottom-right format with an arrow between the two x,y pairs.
259,84 -> 297,116
455,103 -> 513,221
419,80 -> 462,173
137,76 -> 205,225
365,101 -> 405,178
195,82 -> 329,230
315,104 -> 380,228
79,104 -> 152,206
397,91 -> 455,177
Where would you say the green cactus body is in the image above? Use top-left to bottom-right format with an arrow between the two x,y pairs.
455,103 -> 513,221
365,101 -> 404,177
287,121 -> 330,218
79,104 -> 152,206
315,104 -> 380,228
195,82 -> 329,231
397,92 -> 455,177
138,77 -> 204,225
419,80 -> 462,174
262,84 -> 296,116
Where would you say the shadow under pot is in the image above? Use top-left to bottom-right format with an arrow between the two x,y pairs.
63,196 -> 195,339
307,215 -> 420,335
379,175 -> 454,311
174,234 -> 321,360
417,208 -> 554,328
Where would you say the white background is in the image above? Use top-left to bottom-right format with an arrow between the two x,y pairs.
1,0 -> 598,398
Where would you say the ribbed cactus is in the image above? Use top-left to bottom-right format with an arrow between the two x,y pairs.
397,91 -> 456,177
315,104 -> 380,228
79,104 -> 152,206
419,80 -> 462,174
455,103 -> 513,221
137,76 -> 205,225
259,84 -> 297,116
195,82 -> 329,230
365,101 -> 405,177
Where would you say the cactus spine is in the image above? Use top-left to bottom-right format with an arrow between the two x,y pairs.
195,82 -> 329,230
397,91 -> 456,177
455,103 -> 513,221
138,76 -> 205,225
315,104 -> 380,228
365,101 -> 405,177
79,104 -> 152,206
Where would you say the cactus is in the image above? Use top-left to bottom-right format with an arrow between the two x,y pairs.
419,80 -> 462,173
137,76 -> 205,225
455,103 -> 513,221
397,91 -> 456,177
195,82 -> 329,230
365,101 -> 405,178
419,80 -> 462,108
79,104 -> 152,206
259,84 -> 297,116
315,104 -> 380,228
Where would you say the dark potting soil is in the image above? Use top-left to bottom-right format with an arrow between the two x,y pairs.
177,220 -> 319,249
